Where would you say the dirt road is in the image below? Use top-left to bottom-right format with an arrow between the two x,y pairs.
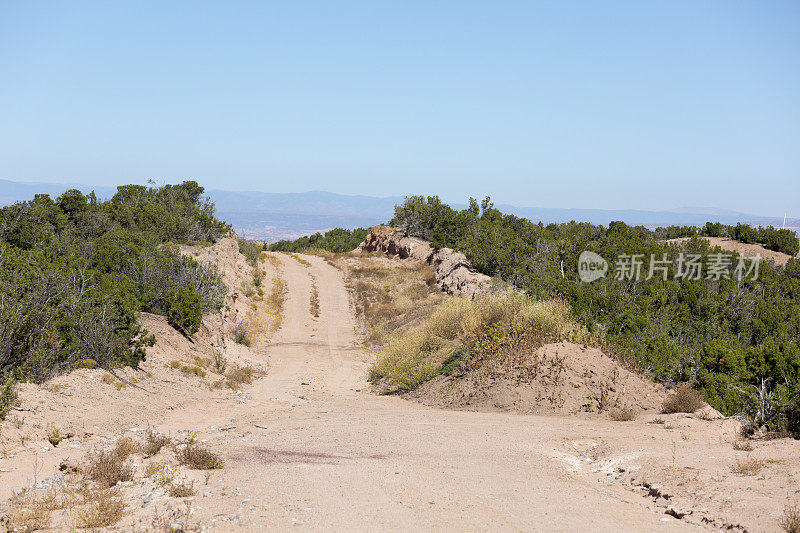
173,253 -> 700,531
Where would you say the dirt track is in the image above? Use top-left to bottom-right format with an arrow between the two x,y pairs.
2,250 -> 795,531
179,253 -> 702,531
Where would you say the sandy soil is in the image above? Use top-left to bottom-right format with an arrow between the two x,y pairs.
1,249 -> 799,531
408,342 -> 670,416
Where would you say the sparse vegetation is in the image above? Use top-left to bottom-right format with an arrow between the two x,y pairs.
176,441 -> 224,470
170,360 -> 207,377
732,439 -> 753,451
333,256 -> 442,346
167,480 -> 196,497
310,280 -> 320,317
75,487 -> 125,528
143,430 -> 172,457
731,456 -> 765,476
609,407 -> 638,421
212,350 -> 228,374
782,505 -> 800,533
266,274 -> 288,333
84,449 -> 135,487
226,366 -> 256,388
662,386 -> 705,414
237,237 -> 262,267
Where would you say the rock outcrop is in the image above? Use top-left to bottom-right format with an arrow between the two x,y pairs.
358,225 -> 491,299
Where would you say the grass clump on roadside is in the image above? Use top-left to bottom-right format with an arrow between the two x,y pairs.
731,456 -> 765,476
231,321 -> 251,346
143,430 -> 172,457
84,450 -> 135,487
167,480 -> 196,497
333,256 -> 441,346
75,487 -> 125,528
782,505 -> 800,533
369,292 -> 587,392
267,275 -> 288,332
609,407 -> 638,421
310,281 -> 320,317
169,360 -> 207,378
176,440 -> 224,470
662,385 -> 705,414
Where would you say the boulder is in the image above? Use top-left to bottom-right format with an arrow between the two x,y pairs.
358,226 -> 491,299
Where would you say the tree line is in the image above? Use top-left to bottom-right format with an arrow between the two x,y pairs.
269,227 -> 368,253
656,222 -> 799,256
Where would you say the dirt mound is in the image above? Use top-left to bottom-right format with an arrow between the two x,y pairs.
667,236 -> 797,265
408,342 -> 667,416
358,225 -> 491,299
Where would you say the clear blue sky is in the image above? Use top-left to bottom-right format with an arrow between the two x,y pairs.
1,1 -> 798,215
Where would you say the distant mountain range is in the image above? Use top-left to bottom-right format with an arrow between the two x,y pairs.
1,179 -> 797,242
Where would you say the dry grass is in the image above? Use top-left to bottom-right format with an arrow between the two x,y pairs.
732,439 -> 754,451
75,487 -> 125,528
609,407 -> 638,421
83,437 -> 143,487
731,456 -> 765,476
310,280 -> 320,317
169,360 -> 207,378
226,366 -> 256,387
84,450 -> 135,487
112,436 -> 143,459
5,491 -> 52,531
661,385 -> 705,414
370,292 -> 587,391
334,256 -> 443,346
7,471 -> 127,530
176,441 -> 224,470
782,505 -> 800,533
143,430 -> 172,457
266,275 -> 288,333
167,480 -> 196,497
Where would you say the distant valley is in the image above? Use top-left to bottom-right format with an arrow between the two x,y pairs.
1,179 -> 796,242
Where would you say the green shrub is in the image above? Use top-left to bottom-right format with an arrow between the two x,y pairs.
232,322 -> 250,346
237,238 -> 262,267
167,285 -> 203,335
0,181 -> 227,382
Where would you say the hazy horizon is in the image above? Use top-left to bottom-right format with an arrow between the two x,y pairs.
0,176 -> 795,220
